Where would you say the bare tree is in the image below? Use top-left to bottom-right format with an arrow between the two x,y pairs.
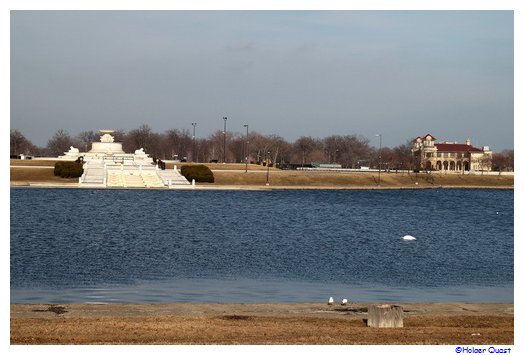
266,134 -> 292,166
246,132 -> 266,164
123,124 -> 162,158
10,130 -> 37,156
228,132 -> 246,163
323,135 -> 341,163
47,129 -> 74,157
198,137 -> 215,163
392,141 -> 413,170
112,129 -> 127,143
205,130 -> 227,163
163,128 -> 192,160
76,130 -> 99,152
378,147 -> 396,171
478,154 -> 492,174
292,136 -> 322,166
335,135 -> 372,168
492,149 -> 514,172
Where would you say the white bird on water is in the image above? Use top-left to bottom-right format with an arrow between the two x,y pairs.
401,235 -> 417,241
328,297 -> 334,305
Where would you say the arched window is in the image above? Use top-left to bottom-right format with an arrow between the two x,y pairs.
443,161 -> 449,170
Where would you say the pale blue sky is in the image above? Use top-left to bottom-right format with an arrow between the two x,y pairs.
10,10 -> 514,150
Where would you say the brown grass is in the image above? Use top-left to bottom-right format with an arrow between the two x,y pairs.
10,314 -> 513,345
166,162 -> 275,171
10,159 -> 58,166
10,167 -> 78,185
212,170 -> 513,188
10,303 -> 514,345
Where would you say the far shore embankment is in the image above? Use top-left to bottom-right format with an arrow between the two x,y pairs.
10,160 -> 514,190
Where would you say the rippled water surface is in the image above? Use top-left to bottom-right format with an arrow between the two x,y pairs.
10,188 -> 513,303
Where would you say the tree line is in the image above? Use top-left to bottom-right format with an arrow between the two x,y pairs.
10,125 -> 514,171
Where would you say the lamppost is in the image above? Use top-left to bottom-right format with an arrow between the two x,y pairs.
244,124 -> 249,173
375,134 -> 382,186
223,117 -> 227,163
266,151 -> 271,186
191,122 -> 197,163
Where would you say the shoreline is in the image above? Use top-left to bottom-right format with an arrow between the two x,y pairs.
11,302 -> 514,345
11,302 -> 514,317
11,161 -> 514,190
9,182 -> 515,190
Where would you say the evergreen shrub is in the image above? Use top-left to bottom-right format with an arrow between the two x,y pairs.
180,164 -> 215,183
54,161 -> 84,178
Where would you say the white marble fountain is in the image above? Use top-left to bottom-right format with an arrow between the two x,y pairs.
61,130 -> 190,188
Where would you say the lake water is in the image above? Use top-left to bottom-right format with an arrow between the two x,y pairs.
10,188 -> 514,303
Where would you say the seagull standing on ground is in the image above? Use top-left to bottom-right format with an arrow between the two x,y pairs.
328,297 -> 334,305
341,299 -> 348,305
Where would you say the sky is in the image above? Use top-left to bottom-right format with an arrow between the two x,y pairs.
10,10 -> 514,151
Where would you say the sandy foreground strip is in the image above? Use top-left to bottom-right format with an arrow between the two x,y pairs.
10,303 -> 514,345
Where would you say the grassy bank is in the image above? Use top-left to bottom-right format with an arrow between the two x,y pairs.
10,167 -> 78,185
213,170 -> 513,188
10,303 -> 513,345
10,160 -> 514,189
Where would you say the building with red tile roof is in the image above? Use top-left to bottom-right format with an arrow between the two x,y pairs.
412,134 -> 492,173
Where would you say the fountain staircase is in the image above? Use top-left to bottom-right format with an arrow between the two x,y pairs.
82,161 -> 190,188
80,160 -> 105,186
157,168 -> 191,187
